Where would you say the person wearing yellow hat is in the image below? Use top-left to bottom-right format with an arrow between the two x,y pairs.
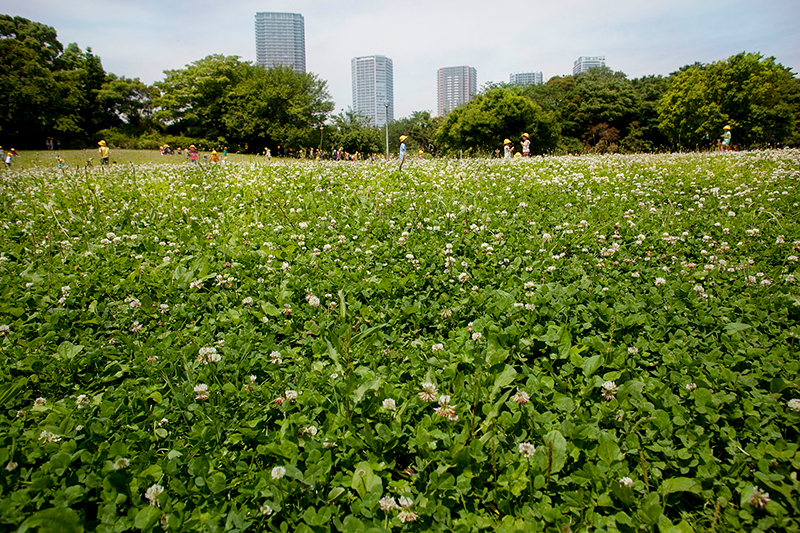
721,125 -> 732,151
210,150 -> 219,163
503,138 -> 513,159
98,140 -> 110,166
5,148 -> 17,168
521,133 -> 531,157
399,135 -> 408,160
189,144 -> 198,164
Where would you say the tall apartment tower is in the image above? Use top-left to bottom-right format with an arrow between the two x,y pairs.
255,12 -> 306,73
437,66 -> 477,116
351,55 -> 394,127
510,71 -> 543,86
573,56 -> 606,75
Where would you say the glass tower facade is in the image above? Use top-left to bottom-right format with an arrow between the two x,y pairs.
351,55 -> 394,127
255,12 -> 306,73
437,66 -> 477,117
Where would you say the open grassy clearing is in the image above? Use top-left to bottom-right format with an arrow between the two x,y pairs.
1,151 -> 799,532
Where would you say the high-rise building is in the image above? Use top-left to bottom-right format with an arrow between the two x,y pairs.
573,56 -> 606,75
437,66 -> 477,116
351,55 -> 394,127
510,71 -> 543,86
255,12 -> 306,73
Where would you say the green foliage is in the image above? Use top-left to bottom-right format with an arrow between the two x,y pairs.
658,53 -> 800,149
224,65 -> 333,150
1,151 -> 799,531
436,87 -> 559,155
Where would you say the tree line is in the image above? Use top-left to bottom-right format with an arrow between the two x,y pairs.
2,14 -> 798,156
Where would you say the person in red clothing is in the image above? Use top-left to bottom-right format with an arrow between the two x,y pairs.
189,145 -> 199,164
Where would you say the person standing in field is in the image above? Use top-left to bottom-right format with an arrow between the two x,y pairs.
98,140 -> 110,166
503,139 -> 513,159
721,125 -> 732,151
210,150 -> 219,163
5,148 -> 19,168
189,145 -> 198,164
521,133 -> 531,156
399,135 -> 408,170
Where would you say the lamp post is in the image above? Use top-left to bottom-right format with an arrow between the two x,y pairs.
384,100 -> 389,161
318,125 -> 323,155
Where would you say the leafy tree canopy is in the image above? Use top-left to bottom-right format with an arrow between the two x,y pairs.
658,52 -> 799,148
435,87 -> 559,155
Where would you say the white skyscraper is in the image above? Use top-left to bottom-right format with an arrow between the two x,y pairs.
351,55 -> 394,127
255,12 -> 306,73
510,72 -> 544,86
573,56 -> 606,75
437,66 -> 477,116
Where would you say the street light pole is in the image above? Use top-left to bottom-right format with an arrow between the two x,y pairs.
384,100 -> 389,161
318,126 -> 323,154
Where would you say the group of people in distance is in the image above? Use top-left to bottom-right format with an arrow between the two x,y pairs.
1,146 -> 19,168
502,133 -> 532,159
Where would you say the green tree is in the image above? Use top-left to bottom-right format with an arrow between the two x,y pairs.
435,87 -> 559,155
155,54 -> 251,143
0,15 -> 64,147
327,109 -> 382,156
388,111 -> 442,156
559,67 -> 638,149
658,53 -> 799,148
223,65 -> 333,152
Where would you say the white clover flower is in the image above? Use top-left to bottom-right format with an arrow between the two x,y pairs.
259,504 -> 273,516
144,484 -> 164,507
269,350 -> 282,364
285,390 -> 298,401
518,442 -> 536,458
787,399 -> 800,412
627,346 -> 639,355
271,466 -> 286,480
396,496 -> 414,509
431,343 -> 444,352
419,382 -> 437,402
0,325 -> 10,336
112,457 -> 130,470
686,383 -> 698,391
306,294 -> 320,307
471,332 -> 482,341
750,486 -> 770,509
33,397 -> 46,407
458,272 -> 469,283
198,346 -> 220,364
5,462 -> 18,472
619,476 -> 633,488
379,496 -> 398,511
512,391 -> 530,405
39,430 -> 61,444
382,398 -> 396,411
76,395 -> 90,409
601,381 -> 618,400
242,296 -> 253,306
193,383 -> 209,400
398,510 -> 418,523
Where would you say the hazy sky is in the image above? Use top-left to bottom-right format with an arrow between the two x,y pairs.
4,0 -> 799,118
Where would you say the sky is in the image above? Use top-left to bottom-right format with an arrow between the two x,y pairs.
3,0 -> 799,119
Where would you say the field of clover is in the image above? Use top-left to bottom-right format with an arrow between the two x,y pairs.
1,150 -> 799,533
